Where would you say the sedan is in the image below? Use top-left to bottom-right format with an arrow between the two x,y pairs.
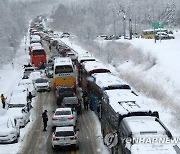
0,116 -> 20,144
61,97 -> 82,114
52,126 -> 79,150
52,108 -> 77,128
6,107 -> 30,128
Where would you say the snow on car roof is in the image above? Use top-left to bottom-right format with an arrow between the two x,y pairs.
9,94 -> 27,105
92,73 -> 130,89
124,116 -> 167,136
131,144 -> 178,154
82,61 -> 110,73
56,126 -> 74,132
6,108 -> 24,117
56,108 -> 72,111
105,89 -> 146,114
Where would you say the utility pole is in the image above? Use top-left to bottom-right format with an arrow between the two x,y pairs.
129,18 -> 132,40
123,14 -> 126,39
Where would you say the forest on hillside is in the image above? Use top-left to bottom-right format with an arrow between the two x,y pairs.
0,0 -> 57,65
51,0 -> 180,39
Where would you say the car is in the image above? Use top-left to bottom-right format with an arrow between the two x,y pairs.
51,108 -> 77,128
8,93 -> 33,111
6,107 -> 30,128
55,86 -> 76,105
60,32 -> 70,38
61,97 -> 82,114
167,31 -> 175,39
95,35 -> 108,40
155,32 -> 169,40
52,126 -> 79,150
18,79 -> 36,97
45,63 -> 54,78
64,51 -> 77,64
105,35 -> 121,40
29,71 -> 43,83
0,116 -> 20,144
22,67 -> 35,79
34,78 -> 51,92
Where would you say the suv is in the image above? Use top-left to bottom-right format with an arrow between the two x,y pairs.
55,86 -> 76,105
61,97 -> 82,114
22,67 -> 35,79
155,32 -> 168,40
52,126 -> 79,150
51,108 -> 77,128
34,78 -> 51,92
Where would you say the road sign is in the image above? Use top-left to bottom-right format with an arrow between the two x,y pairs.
104,132 -> 118,148
152,22 -> 164,29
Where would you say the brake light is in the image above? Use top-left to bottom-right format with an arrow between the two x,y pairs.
53,137 -> 59,141
52,117 -> 58,120
68,116 -> 74,120
73,93 -> 75,96
70,136 -> 77,140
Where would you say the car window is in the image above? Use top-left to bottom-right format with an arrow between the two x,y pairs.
56,131 -> 74,137
55,110 -> 71,115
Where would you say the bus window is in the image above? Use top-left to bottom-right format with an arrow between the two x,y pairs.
55,65 -> 73,74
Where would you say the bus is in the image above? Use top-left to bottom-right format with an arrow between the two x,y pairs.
30,46 -> 46,67
76,52 -> 96,85
101,89 -> 160,154
141,28 -> 168,39
81,60 -> 111,92
87,72 -> 132,117
53,57 -> 76,89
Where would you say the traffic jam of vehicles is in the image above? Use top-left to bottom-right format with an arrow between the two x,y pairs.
1,15 -> 180,154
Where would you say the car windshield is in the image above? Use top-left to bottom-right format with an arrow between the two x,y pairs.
35,78 -> 48,83
55,131 -> 74,137
63,98 -> 78,104
55,110 -> 71,115
25,68 -> 34,72
8,104 -> 26,108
